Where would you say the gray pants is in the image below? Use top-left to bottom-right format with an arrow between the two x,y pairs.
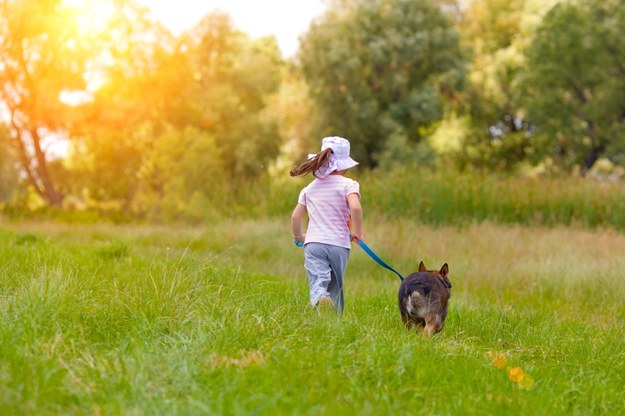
304,243 -> 350,313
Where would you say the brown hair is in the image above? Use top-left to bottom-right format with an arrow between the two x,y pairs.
290,148 -> 333,177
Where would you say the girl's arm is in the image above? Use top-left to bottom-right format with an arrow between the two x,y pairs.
291,204 -> 307,243
347,193 -> 363,242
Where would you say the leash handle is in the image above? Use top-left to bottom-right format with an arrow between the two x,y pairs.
355,239 -> 404,281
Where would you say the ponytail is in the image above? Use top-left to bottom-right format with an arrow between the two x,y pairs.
290,148 -> 333,177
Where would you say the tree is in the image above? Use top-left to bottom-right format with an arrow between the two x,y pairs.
0,0 -> 167,206
0,0 -> 92,206
298,0 -> 464,167
64,9 -> 283,212
131,12 -> 285,217
64,1 -> 178,204
453,0 -> 537,171
265,66 -> 319,168
522,0 -> 625,174
136,126 -> 226,221
179,12 -> 284,179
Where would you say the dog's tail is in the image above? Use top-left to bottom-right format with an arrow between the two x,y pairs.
409,291 -> 428,317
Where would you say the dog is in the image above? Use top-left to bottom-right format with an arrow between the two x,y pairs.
398,261 -> 451,336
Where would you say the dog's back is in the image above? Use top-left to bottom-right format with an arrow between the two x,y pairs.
398,262 -> 451,336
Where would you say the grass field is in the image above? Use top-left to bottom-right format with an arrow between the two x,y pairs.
1,218 -> 624,415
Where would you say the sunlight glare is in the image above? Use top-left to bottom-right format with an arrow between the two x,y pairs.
137,0 -> 327,57
62,0 -> 116,35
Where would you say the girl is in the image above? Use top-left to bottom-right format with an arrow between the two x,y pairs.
290,136 -> 363,314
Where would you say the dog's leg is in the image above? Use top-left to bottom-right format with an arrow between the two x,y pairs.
424,314 -> 441,337
401,313 -> 414,330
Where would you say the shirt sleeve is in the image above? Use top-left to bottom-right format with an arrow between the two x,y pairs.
297,188 -> 307,206
346,179 -> 360,198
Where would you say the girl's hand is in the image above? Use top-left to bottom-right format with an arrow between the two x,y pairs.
294,233 -> 306,243
350,233 -> 363,242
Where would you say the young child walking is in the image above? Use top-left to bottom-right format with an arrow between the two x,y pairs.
290,136 -> 363,314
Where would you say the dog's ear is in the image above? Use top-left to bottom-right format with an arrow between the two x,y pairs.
419,261 -> 426,272
440,263 -> 449,278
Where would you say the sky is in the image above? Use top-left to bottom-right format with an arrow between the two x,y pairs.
137,0 -> 328,58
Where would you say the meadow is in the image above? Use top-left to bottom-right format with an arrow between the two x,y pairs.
3,0 -> 625,413
1,215 -> 624,415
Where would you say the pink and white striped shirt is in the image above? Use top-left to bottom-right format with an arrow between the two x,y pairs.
297,175 -> 360,249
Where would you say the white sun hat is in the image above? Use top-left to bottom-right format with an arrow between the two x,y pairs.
310,136 -> 359,178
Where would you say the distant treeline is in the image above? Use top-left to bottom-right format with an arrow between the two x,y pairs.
1,0 -> 624,214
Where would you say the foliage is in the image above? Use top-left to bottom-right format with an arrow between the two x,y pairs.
2,0 -> 625,210
136,126 -> 226,222
269,166 -> 625,233
375,132 -> 437,170
0,2 -> 284,210
6,166 -> 625,235
453,0 -> 549,171
181,13 -> 285,178
63,11 -> 285,210
299,0 -> 465,167
267,68 -> 320,168
456,0 -> 625,174
0,0 -> 92,205
363,166 -> 625,230
66,124 -> 153,203
63,3 -> 181,205
0,0 -> 174,206
0,127 -> 20,203
522,0 -> 625,174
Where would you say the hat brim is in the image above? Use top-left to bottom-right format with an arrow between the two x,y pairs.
336,157 -> 359,171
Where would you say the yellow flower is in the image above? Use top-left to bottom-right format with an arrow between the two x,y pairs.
518,374 -> 535,390
508,366 -> 525,383
492,352 -> 507,369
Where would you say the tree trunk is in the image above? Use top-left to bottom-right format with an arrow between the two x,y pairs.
9,110 -> 63,207
581,145 -> 604,177
580,119 -> 603,177
30,128 -> 63,207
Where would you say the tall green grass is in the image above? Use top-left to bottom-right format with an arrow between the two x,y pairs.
1,220 -> 624,415
265,167 -> 625,230
362,168 -> 625,230
3,169 -> 625,232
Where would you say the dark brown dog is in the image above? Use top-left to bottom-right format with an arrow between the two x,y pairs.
398,261 -> 451,336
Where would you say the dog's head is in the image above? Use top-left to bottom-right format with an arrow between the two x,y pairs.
418,261 -> 451,289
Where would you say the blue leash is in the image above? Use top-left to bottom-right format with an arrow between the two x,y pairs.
355,239 -> 405,281
295,238 -> 405,281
